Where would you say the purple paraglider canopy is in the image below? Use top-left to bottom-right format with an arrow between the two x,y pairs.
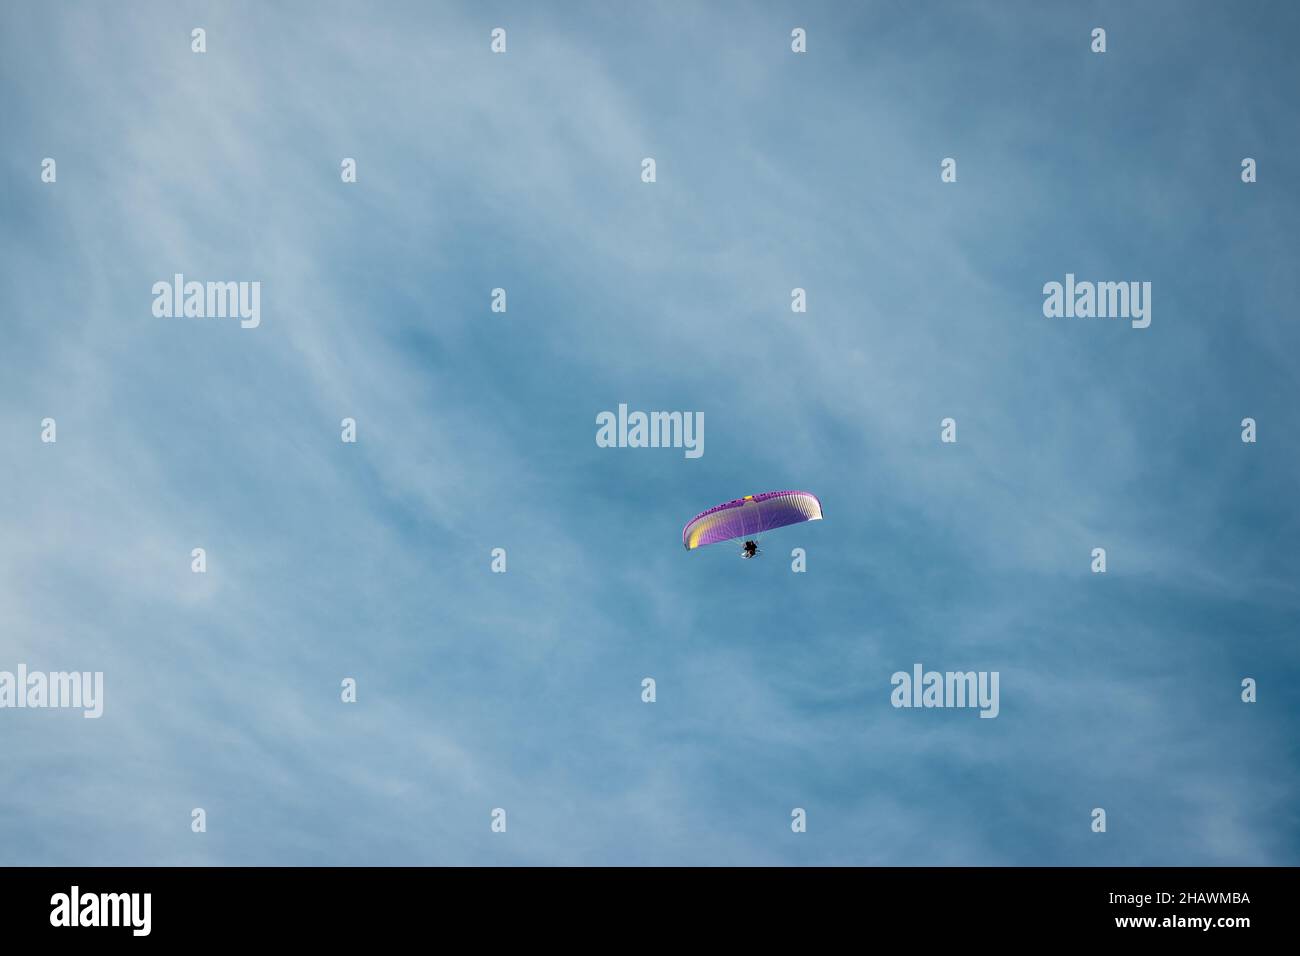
682,490 -> 823,550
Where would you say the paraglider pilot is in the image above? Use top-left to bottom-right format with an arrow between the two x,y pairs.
741,540 -> 759,559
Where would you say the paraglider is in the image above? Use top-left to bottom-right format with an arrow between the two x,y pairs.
682,491 -> 823,558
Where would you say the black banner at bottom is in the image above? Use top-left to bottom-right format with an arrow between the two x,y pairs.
0,866 -> 1285,942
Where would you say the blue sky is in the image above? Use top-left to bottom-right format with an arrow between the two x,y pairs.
2,0 -> 1297,865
